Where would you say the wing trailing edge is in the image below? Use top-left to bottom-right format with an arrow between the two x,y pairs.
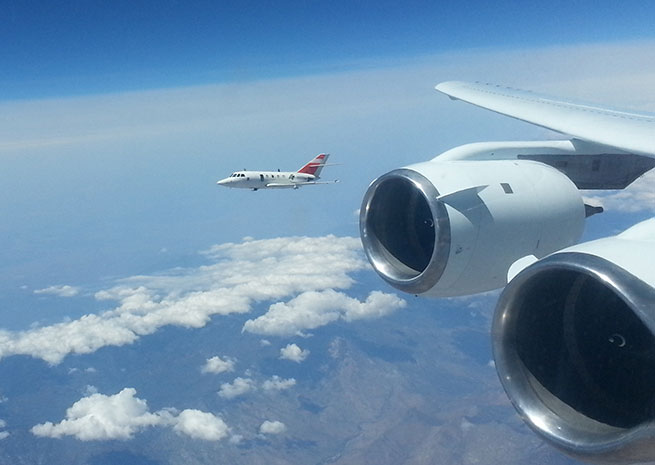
436,81 -> 655,158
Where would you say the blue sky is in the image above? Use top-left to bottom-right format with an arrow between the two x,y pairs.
2,2 -> 655,464
3,1 -> 655,98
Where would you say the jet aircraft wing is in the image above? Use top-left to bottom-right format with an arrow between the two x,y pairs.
264,183 -> 296,188
264,180 -> 339,188
301,180 -> 339,185
436,81 -> 655,158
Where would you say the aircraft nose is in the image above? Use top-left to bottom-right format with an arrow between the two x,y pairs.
216,178 -> 228,186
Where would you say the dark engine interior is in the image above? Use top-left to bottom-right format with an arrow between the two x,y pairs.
514,269 -> 655,428
366,176 -> 435,275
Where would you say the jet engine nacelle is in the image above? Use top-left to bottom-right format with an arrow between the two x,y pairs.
359,158 -> 586,296
493,219 -> 655,464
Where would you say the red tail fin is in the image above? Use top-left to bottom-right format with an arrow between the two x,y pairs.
297,153 -> 329,177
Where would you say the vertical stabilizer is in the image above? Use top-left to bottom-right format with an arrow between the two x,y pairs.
297,153 -> 329,177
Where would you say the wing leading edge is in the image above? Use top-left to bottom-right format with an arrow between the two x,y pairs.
436,81 -> 655,158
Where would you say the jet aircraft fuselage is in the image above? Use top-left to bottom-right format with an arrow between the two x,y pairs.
216,153 -> 336,191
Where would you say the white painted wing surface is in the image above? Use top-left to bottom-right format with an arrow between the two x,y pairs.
264,181 -> 339,188
435,81 -> 655,158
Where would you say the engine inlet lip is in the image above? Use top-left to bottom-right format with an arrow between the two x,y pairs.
359,168 -> 450,294
492,252 -> 655,457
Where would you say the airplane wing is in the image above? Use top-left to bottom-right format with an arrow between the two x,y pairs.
264,180 -> 339,188
264,183 -> 296,188
435,81 -> 655,158
306,180 -> 339,185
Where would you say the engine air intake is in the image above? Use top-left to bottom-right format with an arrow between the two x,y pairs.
359,169 -> 450,294
494,253 -> 655,462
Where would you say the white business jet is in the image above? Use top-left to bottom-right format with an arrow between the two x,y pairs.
216,153 -> 337,191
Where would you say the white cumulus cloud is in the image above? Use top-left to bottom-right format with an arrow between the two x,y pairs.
259,420 -> 286,435
33,285 -> 80,297
172,409 -> 230,441
279,343 -> 309,363
201,355 -> 236,374
30,388 -> 167,441
83,385 -> 98,396
0,235 -> 367,365
31,388 -> 230,442
243,289 -> 406,337
218,377 -> 255,399
262,375 -> 296,391
0,420 -> 8,440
